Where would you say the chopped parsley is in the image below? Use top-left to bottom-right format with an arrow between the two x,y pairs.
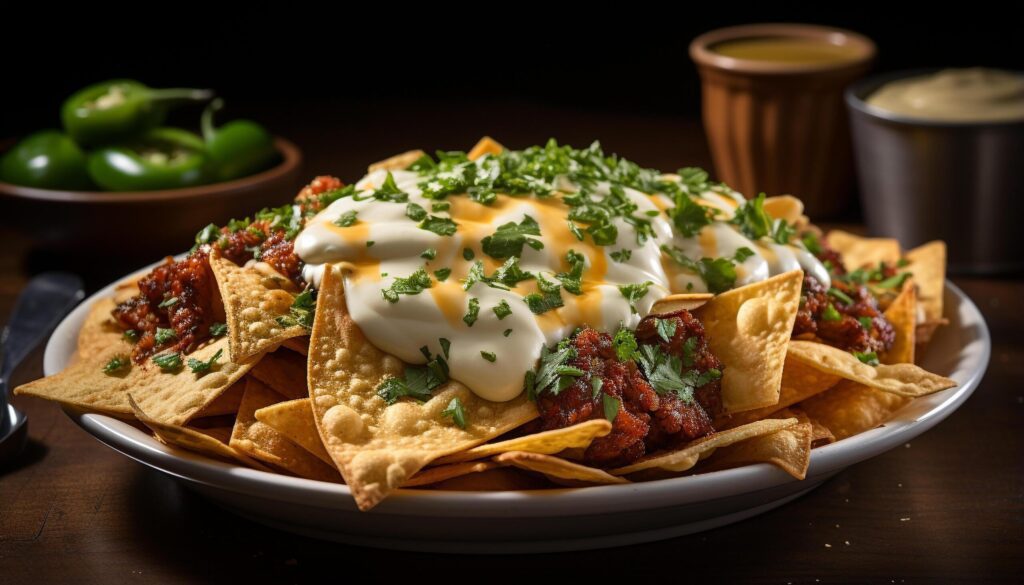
590,376 -> 604,398
612,328 -> 639,361
152,352 -> 183,373
123,329 -> 139,343
103,355 -> 131,375
366,241 -> 375,247
463,297 -> 480,326
801,232 -> 823,255
491,257 -> 534,288
154,327 -> 177,346
276,289 -> 316,329
405,202 -> 427,221
661,245 -> 748,294
654,318 -> 677,342
610,249 -> 632,263
333,210 -> 358,227
555,250 -> 586,295
481,216 -> 544,259
441,397 -> 467,429
439,338 -> 451,359
503,328 -> 513,337
523,274 -> 564,315
618,281 -> 651,314
194,223 -> 219,246
636,343 -> 721,404
463,248 -> 475,261
493,299 -> 512,320
602,393 -> 620,423
419,215 -> 458,236
420,247 -> 437,260
433,267 -> 452,281
157,296 -> 179,309
480,350 -> 497,362
376,363 -> 446,405
209,322 -> 228,337
431,201 -> 450,212
668,194 -> 713,237
854,351 -> 880,366
524,340 -> 582,401
187,349 -> 223,376
372,171 -> 409,203
382,269 -> 432,303
731,193 -> 794,244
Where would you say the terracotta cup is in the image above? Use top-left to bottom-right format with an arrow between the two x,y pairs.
690,24 -> 876,218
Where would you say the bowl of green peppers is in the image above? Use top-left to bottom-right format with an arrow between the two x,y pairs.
0,79 -> 303,261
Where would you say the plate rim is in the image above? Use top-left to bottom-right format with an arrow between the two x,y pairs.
47,265 -> 990,518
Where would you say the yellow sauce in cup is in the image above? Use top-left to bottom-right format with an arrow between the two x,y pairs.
867,68 -> 1024,122
710,36 -> 863,64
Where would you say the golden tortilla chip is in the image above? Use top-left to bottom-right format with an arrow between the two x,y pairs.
771,407 -> 836,448
799,379 -> 911,441
694,270 -> 803,413
762,195 -> 804,224
786,340 -> 955,397
717,352 -> 842,429
76,298 -> 127,361
367,149 -> 427,173
128,395 -> 269,470
193,379 -> 245,417
883,280 -> 917,364
230,378 -> 341,482
826,230 -> 902,271
432,419 -> 612,465
702,422 -> 813,479
282,337 -> 309,355
610,418 -> 798,475
308,264 -> 539,510
254,398 -> 333,466
402,461 -> 503,487
492,451 -> 628,485
209,251 -> 307,364
650,293 -> 714,315
16,335 -> 254,424
905,241 -> 946,341
467,136 -> 505,160
250,348 -> 308,400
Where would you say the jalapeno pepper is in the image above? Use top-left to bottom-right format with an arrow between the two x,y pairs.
87,128 -> 210,191
0,130 -> 96,190
201,98 -> 280,181
61,79 -> 213,147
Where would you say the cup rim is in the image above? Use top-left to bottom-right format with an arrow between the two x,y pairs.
845,68 -> 1024,128
689,23 -> 876,75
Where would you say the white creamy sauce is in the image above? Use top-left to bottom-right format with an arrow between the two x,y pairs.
296,165 -> 829,402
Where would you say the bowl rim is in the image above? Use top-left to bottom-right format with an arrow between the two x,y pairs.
0,136 -> 302,203
845,67 -> 1024,128
689,23 -> 876,75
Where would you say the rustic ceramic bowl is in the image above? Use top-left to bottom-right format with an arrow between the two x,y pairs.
690,24 -> 875,218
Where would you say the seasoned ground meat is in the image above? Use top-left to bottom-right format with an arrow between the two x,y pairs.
535,311 -> 723,468
794,275 -> 895,354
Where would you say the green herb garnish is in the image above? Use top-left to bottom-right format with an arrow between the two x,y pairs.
187,349 -> 223,376
441,397 -> 467,429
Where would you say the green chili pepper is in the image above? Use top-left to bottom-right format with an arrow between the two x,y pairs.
201,98 -> 280,182
86,127 -> 210,191
61,79 -> 213,147
0,130 -> 96,190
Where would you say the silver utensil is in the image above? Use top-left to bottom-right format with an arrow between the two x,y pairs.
0,272 -> 85,463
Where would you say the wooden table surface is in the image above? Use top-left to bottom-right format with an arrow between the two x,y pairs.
1,104 -> 1021,583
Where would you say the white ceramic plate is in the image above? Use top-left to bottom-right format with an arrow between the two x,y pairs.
46,275 -> 989,553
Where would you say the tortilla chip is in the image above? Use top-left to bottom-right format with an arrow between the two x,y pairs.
128,395 -> 270,470
694,270 -> 803,413
717,353 -> 841,429
467,136 -> 505,160
826,230 -> 902,271
650,293 -> 714,315
250,349 -> 308,400
367,149 -> 427,173
772,407 -> 836,448
610,418 -> 798,475
402,461 -> 503,487
230,378 -> 341,482
190,425 -> 233,444
282,337 -> 309,355
883,280 -> 917,364
432,419 -> 612,465
193,379 -> 245,417
308,264 -> 539,510
762,195 -> 804,224
702,422 -> 813,479
254,398 -> 333,466
15,336 -> 254,424
76,298 -> 127,361
786,340 -> 955,397
799,379 -> 911,441
492,451 -> 629,485
905,241 -> 946,341
209,251 -> 307,364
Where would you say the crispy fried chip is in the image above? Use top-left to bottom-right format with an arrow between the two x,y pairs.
694,270 -> 803,412
492,451 -> 629,485
128,395 -> 269,470
76,298 -> 126,361
367,149 -> 427,173
15,335 -> 254,424
650,293 -> 714,315
254,398 -> 333,466
762,195 -> 804,224
610,418 -> 798,475
250,349 -> 308,399
230,379 -> 341,482
308,265 -> 539,510
467,136 -> 505,160
208,252 -> 307,363
905,241 -> 946,342
403,461 -> 503,487
786,340 -> 955,397
826,230 -> 902,271
282,337 -> 309,355
883,280 -> 917,364
193,379 -> 245,417
702,422 -> 813,479
717,352 -> 842,429
432,419 -> 612,465
799,379 -> 911,441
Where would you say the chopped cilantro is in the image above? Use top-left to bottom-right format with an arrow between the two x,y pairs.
612,328 -> 638,361
405,202 -> 427,221
493,299 -> 512,320
525,341 -> 579,400
381,270 -> 432,303
463,248 -> 475,260
123,329 -> 139,343
366,241 -> 375,247
439,338 -> 451,359
668,195 -> 713,237
158,296 -> 179,309
187,349 -> 223,376
372,171 -> 409,202
618,281 -> 651,314
481,216 -> 544,259
419,215 -> 458,236
801,232 -> 823,255
492,257 -> 534,288
463,297 -> 480,326
195,223 -> 219,246
636,343 -> 721,404
661,245 -> 743,294
610,249 -> 632,263
431,201 -> 450,212
209,322 -> 228,337
523,274 -> 564,315
103,355 -> 130,375
655,318 -> 677,342
481,350 -> 497,362
854,351 -> 880,366
420,247 -> 437,260
433,267 -> 452,281
555,250 -> 586,295
276,289 -> 316,329
590,376 -> 604,398
503,328 -> 513,337
154,327 -> 177,346
441,397 -> 467,429
602,393 -> 620,423
333,210 -> 358,227
152,352 -> 183,372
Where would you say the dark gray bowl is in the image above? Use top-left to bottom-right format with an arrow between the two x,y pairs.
846,69 -> 1024,274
